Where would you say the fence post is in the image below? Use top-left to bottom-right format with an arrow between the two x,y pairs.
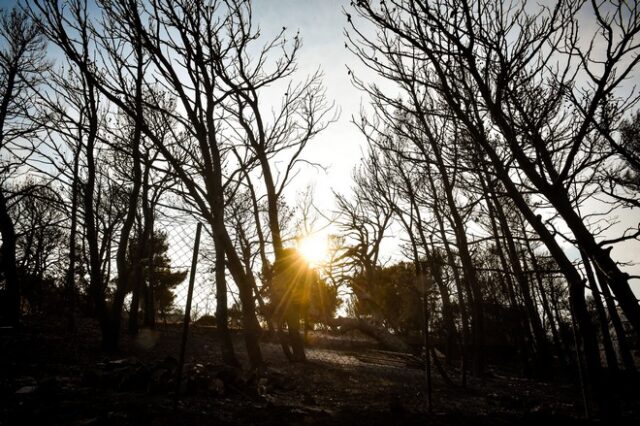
175,222 -> 202,395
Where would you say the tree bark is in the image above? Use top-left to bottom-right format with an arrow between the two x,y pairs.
593,264 -> 636,373
427,164 -> 483,376
431,199 -> 469,385
582,251 -> 618,373
64,149 -> 81,330
82,80 -> 108,338
487,178 -> 552,375
482,174 -> 535,374
107,36 -> 145,351
548,192 -> 640,344
214,233 -> 240,367
520,221 -> 569,368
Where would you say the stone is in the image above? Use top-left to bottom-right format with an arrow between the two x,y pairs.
15,385 -> 37,395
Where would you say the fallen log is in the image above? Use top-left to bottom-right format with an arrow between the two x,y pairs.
326,317 -> 412,353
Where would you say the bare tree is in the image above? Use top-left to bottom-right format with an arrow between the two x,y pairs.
348,0 -> 640,343
0,8 -> 48,326
33,0 -> 332,366
9,179 -> 66,313
601,111 -> 640,208
346,0 -> 640,412
217,23 -> 337,360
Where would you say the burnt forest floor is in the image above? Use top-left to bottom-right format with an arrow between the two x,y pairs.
1,314 -> 639,425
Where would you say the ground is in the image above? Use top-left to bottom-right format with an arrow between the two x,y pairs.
1,315 -> 638,425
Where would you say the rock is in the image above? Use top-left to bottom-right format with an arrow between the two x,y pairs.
15,385 -> 37,395
106,357 -> 141,370
16,376 -> 37,387
105,358 -> 128,369
73,418 -> 99,426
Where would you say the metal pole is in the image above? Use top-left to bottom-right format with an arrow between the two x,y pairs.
176,222 -> 202,395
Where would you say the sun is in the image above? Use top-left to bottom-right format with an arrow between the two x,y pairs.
297,233 -> 328,266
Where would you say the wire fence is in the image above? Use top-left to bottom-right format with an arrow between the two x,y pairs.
0,193 -> 447,418
154,216 -> 217,322
134,206 -> 433,413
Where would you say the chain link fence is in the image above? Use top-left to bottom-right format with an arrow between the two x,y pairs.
153,215 -> 217,323
132,206 -> 431,410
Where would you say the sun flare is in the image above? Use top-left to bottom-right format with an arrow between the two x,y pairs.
297,233 -> 328,266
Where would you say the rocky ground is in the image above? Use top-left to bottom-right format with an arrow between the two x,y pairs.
1,316 -> 638,425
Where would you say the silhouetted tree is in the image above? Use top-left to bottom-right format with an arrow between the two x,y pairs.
9,180 -> 65,313
347,0 -> 640,413
0,8 -> 48,326
124,230 -> 187,324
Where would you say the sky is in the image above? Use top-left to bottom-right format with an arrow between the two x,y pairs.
251,1 -> 640,300
2,0 -> 639,294
249,0 -> 366,206
250,0 -> 640,287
